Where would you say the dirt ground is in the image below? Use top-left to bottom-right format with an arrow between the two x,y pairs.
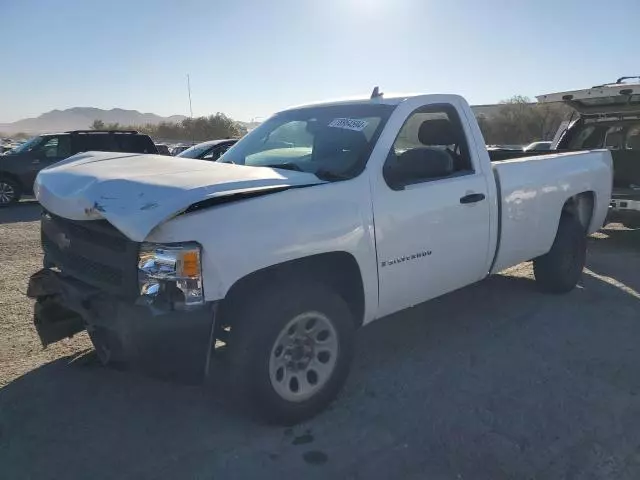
1,203 -> 640,479
0,202 -> 92,387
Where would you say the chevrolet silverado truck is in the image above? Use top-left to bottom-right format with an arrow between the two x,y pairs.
538,77 -> 640,224
28,91 -> 612,424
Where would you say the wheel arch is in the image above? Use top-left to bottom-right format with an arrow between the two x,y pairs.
218,251 -> 366,330
561,191 -> 595,231
0,171 -> 25,190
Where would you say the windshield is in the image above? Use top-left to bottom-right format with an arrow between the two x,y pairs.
9,136 -> 44,154
178,143 -> 214,158
221,103 -> 394,180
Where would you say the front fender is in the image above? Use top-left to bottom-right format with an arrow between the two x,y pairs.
145,176 -> 379,324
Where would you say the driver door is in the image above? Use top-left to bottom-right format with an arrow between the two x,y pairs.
372,101 -> 493,318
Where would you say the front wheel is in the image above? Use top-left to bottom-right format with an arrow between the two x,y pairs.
533,214 -> 587,294
227,281 -> 355,425
0,177 -> 21,206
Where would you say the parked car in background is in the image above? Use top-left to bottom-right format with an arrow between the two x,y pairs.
155,144 -> 171,155
177,139 -> 238,161
523,141 -> 552,152
0,130 -> 157,205
169,144 -> 191,156
29,91 -> 611,424
538,77 -> 640,223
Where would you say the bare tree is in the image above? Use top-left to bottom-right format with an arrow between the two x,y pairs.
477,96 -> 572,146
90,119 -> 105,130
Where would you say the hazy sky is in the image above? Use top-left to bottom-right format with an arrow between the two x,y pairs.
2,0 -> 639,122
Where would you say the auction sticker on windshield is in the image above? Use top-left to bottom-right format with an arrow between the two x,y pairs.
328,118 -> 369,131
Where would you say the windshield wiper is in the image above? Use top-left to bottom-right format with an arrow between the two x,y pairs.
313,169 -> 351,181
263,163 -> 303,172
261,163 -> 350,182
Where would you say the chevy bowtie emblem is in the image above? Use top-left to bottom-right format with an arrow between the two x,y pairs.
54,232 -> 71,249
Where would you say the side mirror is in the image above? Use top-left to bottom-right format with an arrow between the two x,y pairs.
386,148 -> 454,189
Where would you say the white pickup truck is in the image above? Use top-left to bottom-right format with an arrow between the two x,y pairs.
28,91 -> 612,424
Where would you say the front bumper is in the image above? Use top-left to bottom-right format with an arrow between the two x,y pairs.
27,269 -> 216,383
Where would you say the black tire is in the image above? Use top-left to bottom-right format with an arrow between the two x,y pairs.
533,214 -> 587,294
226,281 -> 355,425
0,177 -> 21,206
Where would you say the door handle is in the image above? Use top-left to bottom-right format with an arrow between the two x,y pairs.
32,159 -> 40,164
460,193 -> 485,204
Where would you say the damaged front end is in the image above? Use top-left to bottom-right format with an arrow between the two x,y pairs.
28,269 -> 87,347
28,211 -> 217,382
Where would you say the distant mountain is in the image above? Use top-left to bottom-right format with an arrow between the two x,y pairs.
0,107 -> 187,134
0,105 -> 504,136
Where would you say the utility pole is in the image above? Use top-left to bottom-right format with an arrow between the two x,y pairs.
187,74 -> 194,144
187,74 -> 194,119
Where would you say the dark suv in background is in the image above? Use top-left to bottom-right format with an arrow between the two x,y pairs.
0,130 -> 158,205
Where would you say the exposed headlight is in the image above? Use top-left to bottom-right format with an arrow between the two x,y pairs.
138,242 -> 204,309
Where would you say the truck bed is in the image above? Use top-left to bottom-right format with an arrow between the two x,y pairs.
489,149 -> 612,274
489,148 -> 640,190
488,148 -> 575,162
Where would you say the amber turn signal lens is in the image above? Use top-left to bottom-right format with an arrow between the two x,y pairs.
181,250 -> 200,277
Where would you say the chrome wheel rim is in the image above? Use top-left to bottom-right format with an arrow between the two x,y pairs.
0,181 -> 15,204
269,311 -> 339,402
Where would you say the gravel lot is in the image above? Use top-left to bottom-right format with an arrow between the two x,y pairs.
1,203 -> 640,479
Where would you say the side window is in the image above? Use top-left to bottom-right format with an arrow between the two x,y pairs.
573,125 -> 608,149
113,135 -> 155,153
202,147 -> 217,159
604,126 -> 625,150
74,134 -> 115,153
37,136 -> 71,158
40,137 -> 58,158
202,144 -> 232,160
625,126 -> 640,150
205,142 -> 235,160
218,142 -> 234,155
383,104 -> 473,189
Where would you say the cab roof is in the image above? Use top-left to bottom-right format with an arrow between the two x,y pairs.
283,93 -> 463,112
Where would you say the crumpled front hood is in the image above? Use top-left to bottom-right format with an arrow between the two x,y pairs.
35,151 -> 323,241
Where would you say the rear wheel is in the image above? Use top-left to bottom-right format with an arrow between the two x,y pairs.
533,214 -> 587,294
227,281 -> 355,425
0,177 -> 21,206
